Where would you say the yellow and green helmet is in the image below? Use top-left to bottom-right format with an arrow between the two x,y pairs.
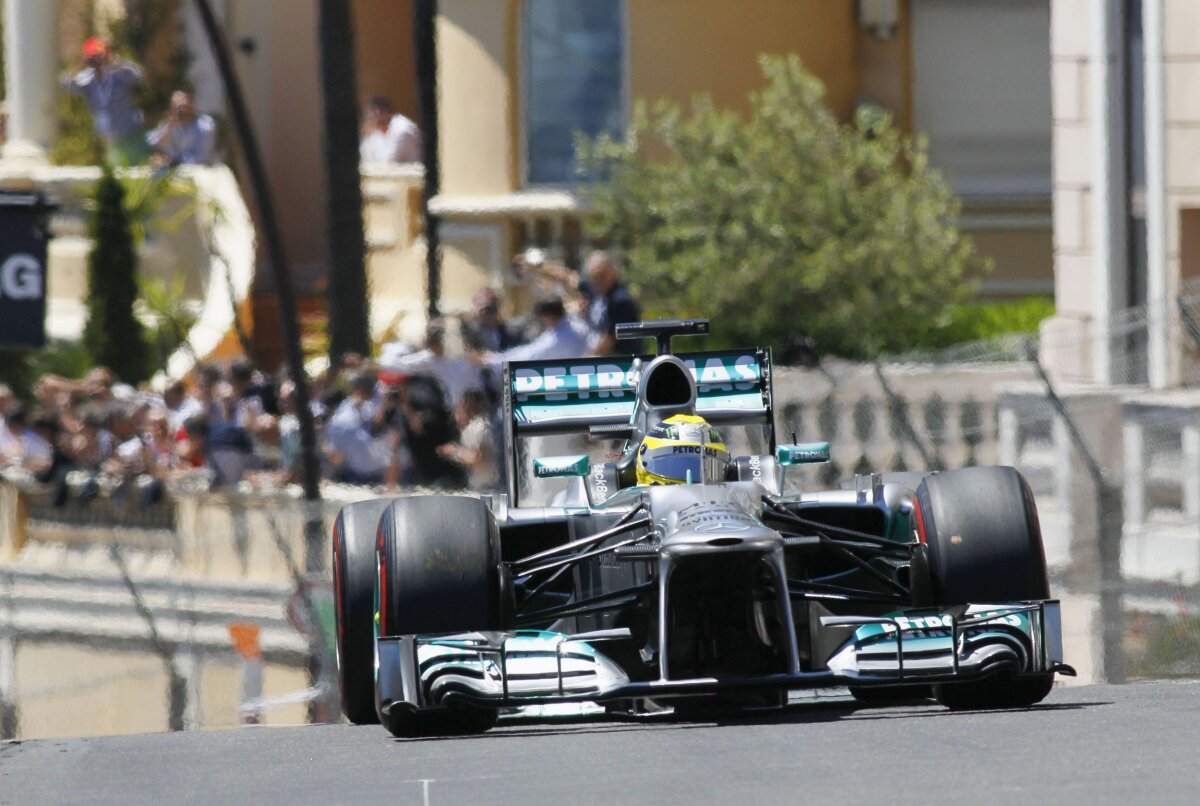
635,413 -> 730,486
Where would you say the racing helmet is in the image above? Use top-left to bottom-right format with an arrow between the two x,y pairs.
635,414 -> 730,485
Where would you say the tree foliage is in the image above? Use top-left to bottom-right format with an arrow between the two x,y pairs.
83,166 -> 151,383
580,55 -> 990,359
109,0 -> 194,125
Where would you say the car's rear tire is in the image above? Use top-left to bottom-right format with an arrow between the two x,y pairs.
915,466 -> 1054,710
376,496 -> 510,737
332,498 -> 394,725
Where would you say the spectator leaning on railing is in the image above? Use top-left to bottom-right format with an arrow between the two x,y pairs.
360,95 -> 422,165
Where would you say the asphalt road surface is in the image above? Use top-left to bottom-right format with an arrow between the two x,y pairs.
3,681 -> 1200,805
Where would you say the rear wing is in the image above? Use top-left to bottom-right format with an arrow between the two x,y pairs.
502,348 -> 774,502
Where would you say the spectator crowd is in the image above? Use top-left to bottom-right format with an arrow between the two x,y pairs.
0,249 -> 639,503
34,36 -> 635,502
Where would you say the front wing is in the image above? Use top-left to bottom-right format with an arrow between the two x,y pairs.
376,601 -> 1069,715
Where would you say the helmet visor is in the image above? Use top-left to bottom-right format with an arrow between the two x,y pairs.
643,451 -> 704,484
642,446 -> 729,484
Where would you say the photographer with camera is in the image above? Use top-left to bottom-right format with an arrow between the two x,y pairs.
324,370 -> 392,487
513,249 -> 640,355
148,90 -> 217,167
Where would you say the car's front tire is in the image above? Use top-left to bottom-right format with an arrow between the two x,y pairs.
915,466 -> 1054,710
376,496 -> 510,737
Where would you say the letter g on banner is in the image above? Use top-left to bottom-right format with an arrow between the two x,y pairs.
1,254 -> 43,300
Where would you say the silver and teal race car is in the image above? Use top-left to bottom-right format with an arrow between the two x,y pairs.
332,319 -> 1074,737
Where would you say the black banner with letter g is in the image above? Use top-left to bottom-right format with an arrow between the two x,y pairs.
0,192 -> 55,349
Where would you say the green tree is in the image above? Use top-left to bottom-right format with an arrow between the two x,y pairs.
581,55 -> 990,359
83,166 -> 151,383
109,0 -> 193,125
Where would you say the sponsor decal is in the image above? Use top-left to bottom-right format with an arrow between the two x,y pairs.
866,609 -> 1027,637
776,442 -> 831,465
512,353 -> 761,401
514,364 -> 635,401
671,445 -> 724,457
590,463 -> 610,504
533,455 -> 590,478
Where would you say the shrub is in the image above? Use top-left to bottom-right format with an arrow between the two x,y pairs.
580,55 -> 990,359
83,166 -> 151,384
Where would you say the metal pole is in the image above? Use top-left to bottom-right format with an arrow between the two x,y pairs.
108,545 -> 187,731
191,0 -> 325,574
414,0 -> 441,320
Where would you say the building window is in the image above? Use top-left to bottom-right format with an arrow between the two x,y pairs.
911,0 -> 1052,200
524,0 -> 625,186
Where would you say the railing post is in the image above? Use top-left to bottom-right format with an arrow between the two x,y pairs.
1026,341 -> 1125,684
0,629 -> 17,740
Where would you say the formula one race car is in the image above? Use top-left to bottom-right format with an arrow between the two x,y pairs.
332,319 -> 1074,737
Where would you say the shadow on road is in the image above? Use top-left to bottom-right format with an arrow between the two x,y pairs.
385,696 -> 1111,744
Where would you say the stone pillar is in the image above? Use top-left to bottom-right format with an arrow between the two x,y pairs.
1143,0 -> 1169,388
1,0 -> 60,165
1088,0 -> 1128,385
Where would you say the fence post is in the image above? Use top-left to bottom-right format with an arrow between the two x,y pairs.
1026,341 -> 1126,683
108,545 -> 188,730
872,362 -> 934,467
265,512 -> 336,724
0,630 -> 17,740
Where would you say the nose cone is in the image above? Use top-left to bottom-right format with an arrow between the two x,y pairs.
653,483 -> 782,555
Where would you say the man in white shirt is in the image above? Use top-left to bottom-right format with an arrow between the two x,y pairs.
488,296 -> 589,365
360,96 -> 422,164
380,319 -> 482,409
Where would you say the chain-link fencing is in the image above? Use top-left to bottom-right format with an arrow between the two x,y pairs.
6,297 -> 1200,738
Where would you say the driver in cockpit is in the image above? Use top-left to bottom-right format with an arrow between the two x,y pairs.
634,414 -> 730,486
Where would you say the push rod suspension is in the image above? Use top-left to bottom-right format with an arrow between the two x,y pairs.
512,507 -> 648,572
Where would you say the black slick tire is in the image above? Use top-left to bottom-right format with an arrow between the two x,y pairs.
376,496 -> 510,737
332,498 -> 394,725
915,466 -> 1054,710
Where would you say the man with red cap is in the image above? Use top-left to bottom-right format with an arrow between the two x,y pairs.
62,37 -> 149,165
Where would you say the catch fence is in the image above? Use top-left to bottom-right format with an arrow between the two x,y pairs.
5,297 -> 1200,738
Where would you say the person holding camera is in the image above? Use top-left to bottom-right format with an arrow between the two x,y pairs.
324,370 -> 392,486
483,295 -> 588,365
514,249 -> 641,355
62,37 -> 149,166
148,90 -> 217,167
